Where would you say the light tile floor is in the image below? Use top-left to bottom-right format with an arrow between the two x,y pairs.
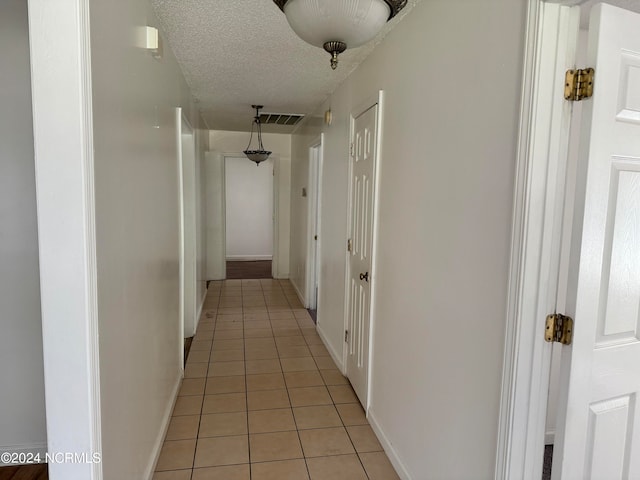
154,279 -> 400,480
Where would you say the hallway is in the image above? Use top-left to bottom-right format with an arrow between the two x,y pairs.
154,279 -> 399,479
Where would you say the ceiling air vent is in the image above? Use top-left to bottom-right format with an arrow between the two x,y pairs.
259,112 -> 304,126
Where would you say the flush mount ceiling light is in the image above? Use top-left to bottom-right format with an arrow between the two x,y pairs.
243,105 -> 272,166
273,0 -> 407,69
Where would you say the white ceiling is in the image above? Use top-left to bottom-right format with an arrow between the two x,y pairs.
151,0 -> 640,133
150,0 -> 423,133
579,0 -> 640,26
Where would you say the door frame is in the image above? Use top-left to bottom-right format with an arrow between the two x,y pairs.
176,107 -> 198,342
271,154 -> 281,279
27,0 -> 103,478
343,90 -> 384,409
305,135 -> 324,310
216,153 -> 279,276
496,1 -> 589,478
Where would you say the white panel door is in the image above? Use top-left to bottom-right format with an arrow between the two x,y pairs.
346,104 -> 378,407
553,5 -> 640,479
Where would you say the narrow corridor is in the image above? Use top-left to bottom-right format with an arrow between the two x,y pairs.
154,279 -> 399,479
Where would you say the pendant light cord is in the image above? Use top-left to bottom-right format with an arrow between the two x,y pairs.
245,106 -> 265,151
245,116 -> 256,151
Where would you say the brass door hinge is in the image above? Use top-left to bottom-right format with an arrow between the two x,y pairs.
545,313 -> 574,345
347,238 -> 352,252
349,143 -> 354,156
564,68 -> 594,101
345,330 -> 349,342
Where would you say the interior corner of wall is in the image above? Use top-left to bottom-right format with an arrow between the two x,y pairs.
316,324 -> 345,373
367,409 -> 412,480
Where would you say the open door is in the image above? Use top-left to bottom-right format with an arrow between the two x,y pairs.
553,4 -> 640,478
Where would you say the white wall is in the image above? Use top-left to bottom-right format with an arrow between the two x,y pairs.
207,130 -> 291,278
289,0 -> 527,478
88,0 -> 208,477
205,151 -> 226,280
0,0 -> 47,460
225,157 -> 274,260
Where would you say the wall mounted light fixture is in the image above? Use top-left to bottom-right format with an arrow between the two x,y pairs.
142,26 -> 163,60
243,105 -> 272,166
324,109 -> 332,126
273,0 -> 407,69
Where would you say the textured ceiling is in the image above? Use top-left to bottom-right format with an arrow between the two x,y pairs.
150,0 -> 639,132
150,0 -> 422,133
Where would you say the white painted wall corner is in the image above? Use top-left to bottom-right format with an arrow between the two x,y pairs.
316,324 -> 345,373
367,409 -> 412,480
143,374 -> 182,480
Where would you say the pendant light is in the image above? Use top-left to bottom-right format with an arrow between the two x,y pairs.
273,0 -> 407,69
243,105 -> 272,166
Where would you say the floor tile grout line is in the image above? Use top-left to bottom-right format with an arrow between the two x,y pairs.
158,280 -> 376,478
191,286 -> 220,475
261,281 -> 308,477
279,341 -> 312,479
241,287 -> 253,480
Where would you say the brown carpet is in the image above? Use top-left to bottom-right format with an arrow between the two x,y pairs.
184,336 -> 193,365
0,464 -> 47,479
226,260 -> 272,279
542,445 -> 553,480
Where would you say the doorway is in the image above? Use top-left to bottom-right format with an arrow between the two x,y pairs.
306,138 -> 323,316
224,156 -> 274,279
497,2 -> 640,479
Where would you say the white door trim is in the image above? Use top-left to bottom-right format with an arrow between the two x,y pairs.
305,135 -> 324,309
177,108 -> 199,342
496,1 -> 584,479
28,0 -> 102,478
176,108 -> 185,353
271,154 -> 280,278
343,90 -> 384,408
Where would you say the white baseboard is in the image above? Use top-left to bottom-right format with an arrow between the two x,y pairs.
144,372 -> 182,480
368,409 -> 412,480
225,255 -> 272,261
0,443 -> 48,466
316,324 -> 344,373
290,278 -> 306,307
194,290 -> 207,333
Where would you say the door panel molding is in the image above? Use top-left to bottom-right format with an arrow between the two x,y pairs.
344,90 -> 384,410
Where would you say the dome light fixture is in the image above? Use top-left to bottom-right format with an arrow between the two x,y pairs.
243,105 -> 272,166
273,0 -> 407,69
